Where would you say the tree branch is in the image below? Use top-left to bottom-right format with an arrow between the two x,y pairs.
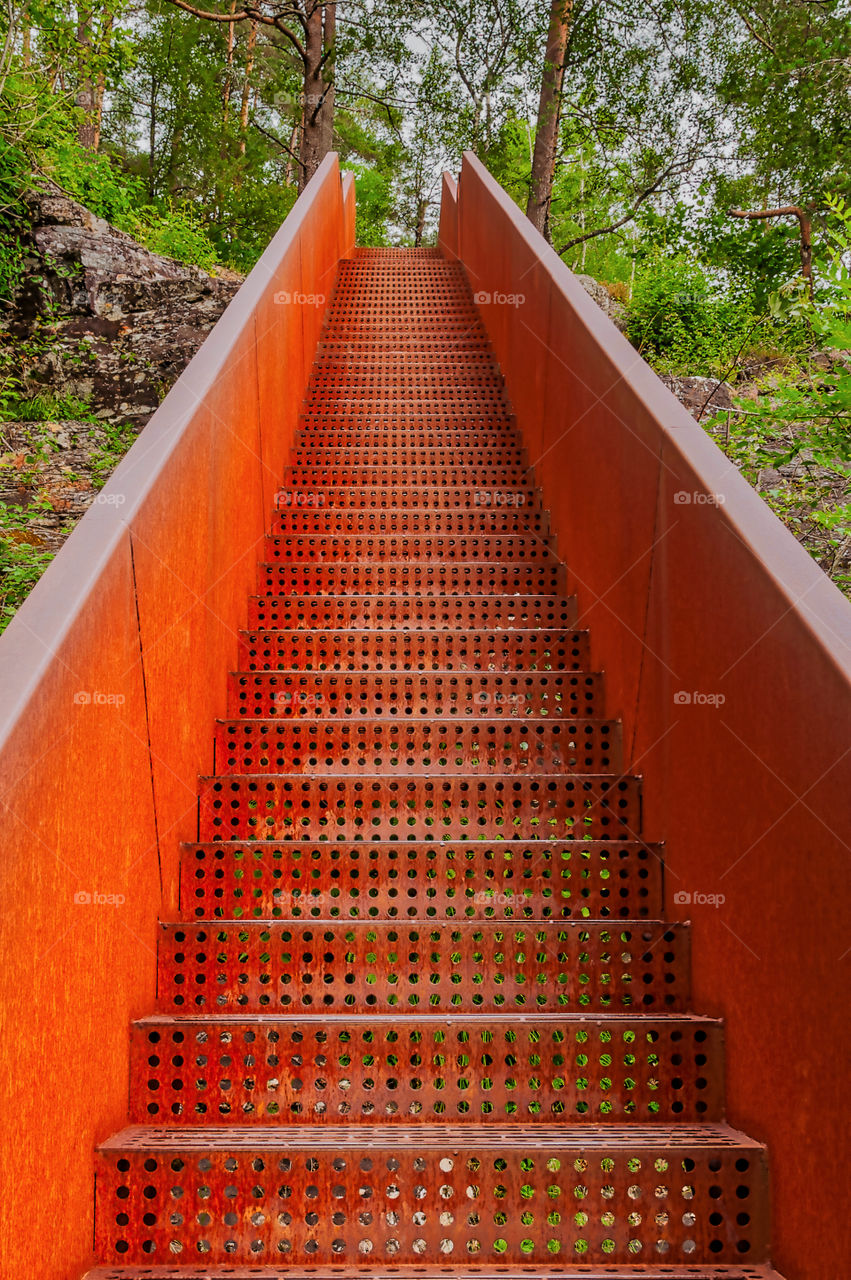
164,0 -> 273,25
163,0 -> 308,56
734,7 -> 776,55
730,204 -> 814,293
250,114 -> 303,168
558,161 -> 683,254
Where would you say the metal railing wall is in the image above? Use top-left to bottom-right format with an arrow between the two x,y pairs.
0,155 -> 355,1280
442,150 -> 851,1280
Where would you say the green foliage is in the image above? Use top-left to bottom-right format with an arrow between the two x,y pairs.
47,146 -> 221,270
625,253 -> 757,375
49,144 -> 144,225
344,165 -> 394,247
0,232 -> 27,302
717,1 -> 851,205
129,203 -> 220,272
0,499 -> 56,633
1,390 -> 96,423
90,420 -> 137,488
706,194 -> 851,595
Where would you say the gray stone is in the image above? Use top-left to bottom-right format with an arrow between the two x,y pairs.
8,182 -> 242,426
575,275 -> 627,330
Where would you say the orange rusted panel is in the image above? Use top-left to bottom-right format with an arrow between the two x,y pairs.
0,155 -> 353,1280
448,150 -> 851,1280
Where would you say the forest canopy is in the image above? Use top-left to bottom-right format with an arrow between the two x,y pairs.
0,1 -> 848,274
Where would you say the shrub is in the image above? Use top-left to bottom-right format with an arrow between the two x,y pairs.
626,253 -> 756,375
129,204 -> 220,273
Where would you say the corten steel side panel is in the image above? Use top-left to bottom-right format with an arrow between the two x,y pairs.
447,150 -> 851,1280
254,161 -> 349,515
129,322 -> 265,916
0,154 -> 351,1280
0,541 -> 158,1280
438,171 -> 459,259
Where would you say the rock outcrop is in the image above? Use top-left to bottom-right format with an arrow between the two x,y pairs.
575,274 -> 627,330
6,184 -> 242,427
658,374 -> 735,420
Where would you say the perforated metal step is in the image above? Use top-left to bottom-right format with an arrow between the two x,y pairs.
94,1124 -> 768,1266
197,772 -> 639,841
245,596 -> 577,631
179,839 -> 663,922
270,510 -> 552,535
236,628 -> 589,672
81,248 -> 779,1279
263,486 -> 538,509
263,536 -> 555,564
226,671 -> 603,719
129,1013 -> 722,1125
84,1268 -> 786,1280
255,563 -> 565,597
213,719 -> 623,776
155,919 -> 687,1015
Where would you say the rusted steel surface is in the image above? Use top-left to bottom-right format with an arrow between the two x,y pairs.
261,486 -> 539,508
448,152 -> 851,1278
255,563 -> 565,596
235,629 -> 591,672
94,1125 -> 768,1266
1,217 -> 797,1278
269,509 -> 552,533
196,774 -> 641,841
245,596 -> 578,631
82,1268 -> 787,1280
226,672 -> 604,719
263,534 -> 554,562
0,157 -> 355,1280
438,170 -> 459,258
179,839 -> 662,922
155,919 -> 688,1016
129,1013 -> 723,1125
212,718 -> 623,775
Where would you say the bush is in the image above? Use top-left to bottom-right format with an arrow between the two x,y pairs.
49,145 -> 144,228
47,145 -> 220,271
1,391 -> 96,423
128,203 -> 220,272
626,253 -> 756,375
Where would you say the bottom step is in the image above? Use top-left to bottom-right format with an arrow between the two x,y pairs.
94,1125 -> 768,1266
82,1266 -> 786,1279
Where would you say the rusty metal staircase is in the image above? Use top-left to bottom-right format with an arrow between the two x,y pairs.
83,248 -> 782,1278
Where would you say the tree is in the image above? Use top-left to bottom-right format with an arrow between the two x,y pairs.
719,1 -> 851,207
526,0 -> 570,236
163,0 -> 336,190
716,2 -> 850,292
